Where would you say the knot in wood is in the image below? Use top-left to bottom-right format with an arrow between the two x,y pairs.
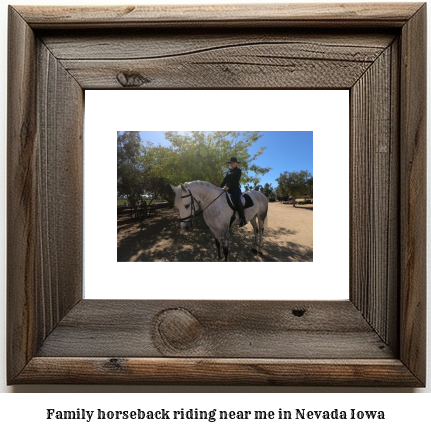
116,71 -> 150,87
155,308 -> 203,351
292,308 -> 306,317
108,358 -> 123,369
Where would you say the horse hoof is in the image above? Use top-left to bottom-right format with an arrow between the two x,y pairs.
258,251 -> 263,257
251,248 -> 258,254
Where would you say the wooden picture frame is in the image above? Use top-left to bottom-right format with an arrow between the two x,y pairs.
7,3 -> 426,386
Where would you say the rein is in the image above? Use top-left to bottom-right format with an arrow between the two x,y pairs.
179,188 -> 226,224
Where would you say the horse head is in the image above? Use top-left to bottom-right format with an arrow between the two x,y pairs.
170,183 -> 196,230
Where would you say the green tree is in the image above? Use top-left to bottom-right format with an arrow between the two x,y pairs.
307,176 -> 313,199
251,180 -> 262,192
261,182 -> 275,198
276,170 -> 313,207
162,131 -> 271,186
117,131 -> 145,208
138,142 -> 177,206
144,176 -> 176,207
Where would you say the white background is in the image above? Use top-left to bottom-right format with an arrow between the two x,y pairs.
85,90 -> 349,300
0,0 -> 430,425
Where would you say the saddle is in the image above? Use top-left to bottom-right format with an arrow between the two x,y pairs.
226,192 -> 254,226
226,191 -> 254,211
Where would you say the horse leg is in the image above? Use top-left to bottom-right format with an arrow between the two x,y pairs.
249,215 -> 259,254
223,245 -> 229,261
220,231 -> 230,262
214,235 -> 222,260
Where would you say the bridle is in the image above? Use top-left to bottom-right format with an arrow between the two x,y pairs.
179,187 -> 226,227
179,188 -> 201,225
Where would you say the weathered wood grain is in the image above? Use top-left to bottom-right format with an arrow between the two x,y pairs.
16,3 -> 423,29
7,6 -> 84,384
41,30 -> 395,89
59,43 -> 387,89
399,3 -> 427,385
15,358 -> 423,386
41,31 -> 395,60
350,43 -> 398,348
60,56 -> 371,89
387,38 -> 401,353
35,40 -> 84,338
7,6 -> 38,382
36,300 -> 394,359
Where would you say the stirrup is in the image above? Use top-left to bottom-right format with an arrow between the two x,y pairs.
239,218 -> 247,227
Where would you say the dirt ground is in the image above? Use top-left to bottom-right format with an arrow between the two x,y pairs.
117,202 -> 313,262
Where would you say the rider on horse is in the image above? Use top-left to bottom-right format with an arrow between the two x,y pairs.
221,157 -> 248,227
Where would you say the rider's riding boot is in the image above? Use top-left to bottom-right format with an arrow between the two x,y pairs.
237,201 -> 247,227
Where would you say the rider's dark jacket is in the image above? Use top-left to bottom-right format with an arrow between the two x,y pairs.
221,166 -> 242,190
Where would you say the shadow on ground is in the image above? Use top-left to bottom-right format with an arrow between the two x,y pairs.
281,204 -> 313,211
117,208 -> 312,262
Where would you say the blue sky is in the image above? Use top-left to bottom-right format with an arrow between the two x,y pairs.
139,131 -> 313,188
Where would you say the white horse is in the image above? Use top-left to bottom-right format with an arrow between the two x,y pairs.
171,181 -> 268,261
